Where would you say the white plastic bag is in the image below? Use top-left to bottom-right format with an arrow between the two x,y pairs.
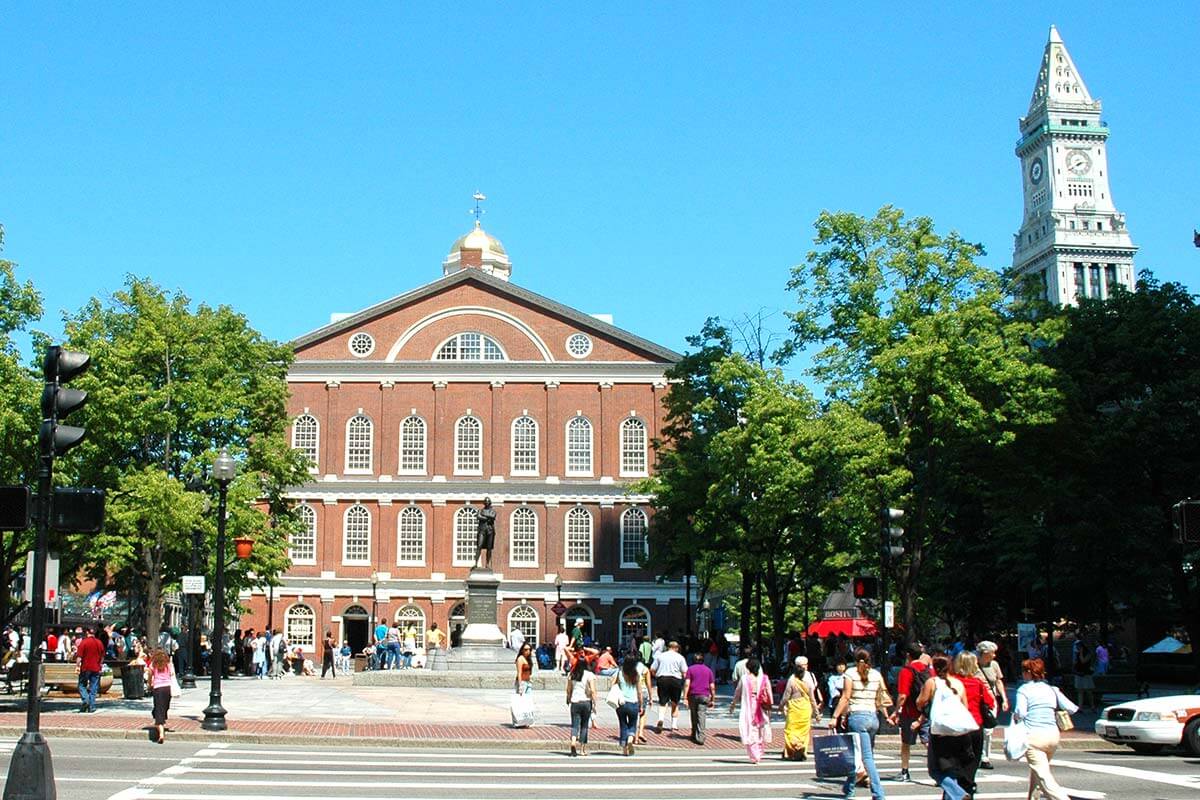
1004,722 -> 1028,761
929,679 -> 980,736
509,691 -> 536,727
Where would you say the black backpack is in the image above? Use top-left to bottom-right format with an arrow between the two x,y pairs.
904,663 -> 930,705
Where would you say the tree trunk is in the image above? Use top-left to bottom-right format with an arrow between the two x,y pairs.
143,542 -> 164,646
739,566 -> 753,648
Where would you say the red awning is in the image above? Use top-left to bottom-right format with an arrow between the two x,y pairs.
806,618 -> 878,638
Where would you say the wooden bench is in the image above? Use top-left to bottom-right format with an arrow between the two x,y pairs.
40,662 -> 81,693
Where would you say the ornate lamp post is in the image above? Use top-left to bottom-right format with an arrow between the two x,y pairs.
202,449 -> 236,732
370,571 -> 379,625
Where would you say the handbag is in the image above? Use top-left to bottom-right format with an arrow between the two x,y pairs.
509,691 -> 536,727
876,682 -> 894,711
1055,709 -> 1074,731
605,681 -> 624,709
169,674 -> 181,698
813,728 -> 858,779
980,694 -> 997,728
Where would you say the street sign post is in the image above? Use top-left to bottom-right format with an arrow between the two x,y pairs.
24,552 -> 59,607
884,600 -> 894,629
181,575 -> 206,595
550,601 -> 567,617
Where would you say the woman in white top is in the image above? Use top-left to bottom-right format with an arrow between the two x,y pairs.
565,656 -> 596,756
832,648 -> 890,799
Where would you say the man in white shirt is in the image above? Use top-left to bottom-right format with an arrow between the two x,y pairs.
508,626 -> 525,653
650,640 -> 689,732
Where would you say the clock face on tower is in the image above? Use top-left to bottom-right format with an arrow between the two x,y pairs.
1029,157 -> 1044,185
1066,150 -> 1092,175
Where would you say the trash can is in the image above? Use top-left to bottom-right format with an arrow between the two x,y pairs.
353,654 -> 367,673
120,663 -> 145,699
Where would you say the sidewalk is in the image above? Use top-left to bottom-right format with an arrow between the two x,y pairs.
0,673 -> 1118,751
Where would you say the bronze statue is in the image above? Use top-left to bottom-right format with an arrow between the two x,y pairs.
474,498 -> 497,569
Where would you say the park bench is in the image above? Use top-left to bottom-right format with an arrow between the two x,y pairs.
40,662 -> 80,693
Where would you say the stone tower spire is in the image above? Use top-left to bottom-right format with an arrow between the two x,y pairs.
1012,26 -> 1136,304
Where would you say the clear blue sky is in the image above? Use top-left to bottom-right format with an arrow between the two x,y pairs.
3,4 -> 1197,357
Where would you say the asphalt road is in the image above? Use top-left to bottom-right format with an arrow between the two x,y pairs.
0,737 -> 1196,800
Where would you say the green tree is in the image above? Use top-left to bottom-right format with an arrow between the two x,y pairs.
786,207 -> 1059,638
55,277 -> 309,642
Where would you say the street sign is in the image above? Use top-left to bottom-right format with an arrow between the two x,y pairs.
550,601 -> 568,616
182,575 -> 206,595
24,552 -> 59,605
884,600 -> 894,629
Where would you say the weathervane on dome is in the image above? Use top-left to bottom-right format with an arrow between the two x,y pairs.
471,191 -> 487,226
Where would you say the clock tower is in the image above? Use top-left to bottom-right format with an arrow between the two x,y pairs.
1012,25 -> 1137,304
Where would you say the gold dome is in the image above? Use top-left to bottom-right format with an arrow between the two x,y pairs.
442,220 -> 512,281
450,221 -> 508,257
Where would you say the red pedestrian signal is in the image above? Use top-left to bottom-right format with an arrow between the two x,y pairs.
853,576 -> 878,599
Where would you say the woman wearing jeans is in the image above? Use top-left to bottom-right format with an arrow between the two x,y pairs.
832,648 -> 889,799
1013,657 -> 1078,800
615,655 -> 646,756
565,657 -> 596,756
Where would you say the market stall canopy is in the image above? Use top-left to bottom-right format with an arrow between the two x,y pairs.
1142,636 -> 1191,654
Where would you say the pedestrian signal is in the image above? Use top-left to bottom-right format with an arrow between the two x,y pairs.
852,576 -> 878,599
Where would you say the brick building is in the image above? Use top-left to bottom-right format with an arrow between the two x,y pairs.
237,220 -> 684,657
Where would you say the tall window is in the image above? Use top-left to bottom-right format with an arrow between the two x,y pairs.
435,332 -> 506,361
1074,264 -> 1086,299
511,416 -> 538,475
1104,263 -> 1117,292
455,416 -> 483,474
292,414 -> 319,470
285,604 -> 315,649
399,416 -> 426,474
565,507 -> 593,566
1089,264 -> 1102,299
566,416 -> 592,476
620,507 -> 648,567
509,507 -> 538,566
620,417 -> 648,476
343,504 -> 371,563
397,506 -> 425,566
346,414 -> 373,472
508,605 -> 540,647
290,504 -> 317,564
395,605 -> 426,649
453,506 -> 479,566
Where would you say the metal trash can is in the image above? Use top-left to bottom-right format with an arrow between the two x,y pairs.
120,664 -> 145,699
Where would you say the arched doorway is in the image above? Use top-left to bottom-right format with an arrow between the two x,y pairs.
619,605 -> 651,654
342,604 -> 369,655
564,604 -> 595,644
449,601 -> 466,648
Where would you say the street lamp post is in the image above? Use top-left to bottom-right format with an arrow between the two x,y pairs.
553,574 -> 563,630
202,449 -> 236,732
370,572 -> 379,624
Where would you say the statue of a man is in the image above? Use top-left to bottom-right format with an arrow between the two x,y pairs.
474,497 -> 497,570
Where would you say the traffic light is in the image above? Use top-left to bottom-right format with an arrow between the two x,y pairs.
852,576 -> 878,599
40,346 -> 90,457
883,507 -> 905,559
1172,499 -> 1200,544
0,485 -> 32,531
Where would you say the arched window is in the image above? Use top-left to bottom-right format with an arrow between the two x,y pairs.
397,505 -> 425,566
566,416 -> 592,476
292,414 -> 319,470
509,506 -> 538,566
453,506 -> 479,566
345,414 -> 373,473
620,417 -> 648,476
565,507 -> 593,567
399,416 -> 426,474
455,416 -> 483,475
619,605 -> 651,652
508,605 -> 539,648
343,504 -> 371,564
290,504 -> 317,564
285,604 -> 315,650
395,605 -> 426,649
510,416 -> 539,475
343,604 -> 369,617
564,604 -> 595,643
620,507 -> 648,567
435,332 -> 507,361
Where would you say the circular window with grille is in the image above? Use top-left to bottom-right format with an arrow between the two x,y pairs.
566,333 -> 592,359
348,332 -> 375,358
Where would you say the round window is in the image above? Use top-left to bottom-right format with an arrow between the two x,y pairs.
348,332 -> 375,358
566,333 -> 592,359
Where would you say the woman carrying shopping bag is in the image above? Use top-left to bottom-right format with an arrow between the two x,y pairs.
912,655 -> 977,800
1013,657 -> 1079,800
729,657 -> 773,763
831,648 -> 889,799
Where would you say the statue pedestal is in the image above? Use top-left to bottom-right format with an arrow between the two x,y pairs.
446,568 -> 513,672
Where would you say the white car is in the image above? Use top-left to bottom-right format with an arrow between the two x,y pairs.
1095,694 -> 1200,754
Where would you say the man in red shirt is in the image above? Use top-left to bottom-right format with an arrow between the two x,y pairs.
74,627 -> 106,713
889,642 -> 931,782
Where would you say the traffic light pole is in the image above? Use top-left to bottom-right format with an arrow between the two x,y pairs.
879,534 -> 889,679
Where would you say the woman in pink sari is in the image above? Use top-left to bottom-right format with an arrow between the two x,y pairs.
728,656 -> 773,763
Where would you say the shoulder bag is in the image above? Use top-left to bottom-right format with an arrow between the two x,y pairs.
605,679 -> 624,709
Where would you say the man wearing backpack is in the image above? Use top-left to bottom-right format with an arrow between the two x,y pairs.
890,641 -> 932,782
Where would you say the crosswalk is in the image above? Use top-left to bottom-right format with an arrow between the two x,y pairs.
104,743 -> 1037,800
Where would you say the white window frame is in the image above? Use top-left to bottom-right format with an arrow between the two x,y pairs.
347,331 -> 375,358
345,414 -> 374,474
565,416 -> 593,477
396,505 -> 426,566
618,604 -> 651,653
395,605 -> 426,649
620,507 -> 648,568
399,415 -> 427,475
508,506 -> 538,567
507,605 -> 540,648
454,415 -> 483,476
292,414 -> 319,473
619,417 -> 648,477
342,504 -> 371,565
289,504 -> 317,565
453,506 -> 479,567
285,604 -> 316,650
564,506 -> 593,567
434,331 -> 508,361
510,416 -> 539,476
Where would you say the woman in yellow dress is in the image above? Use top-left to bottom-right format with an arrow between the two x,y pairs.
778,657 -> 818,760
